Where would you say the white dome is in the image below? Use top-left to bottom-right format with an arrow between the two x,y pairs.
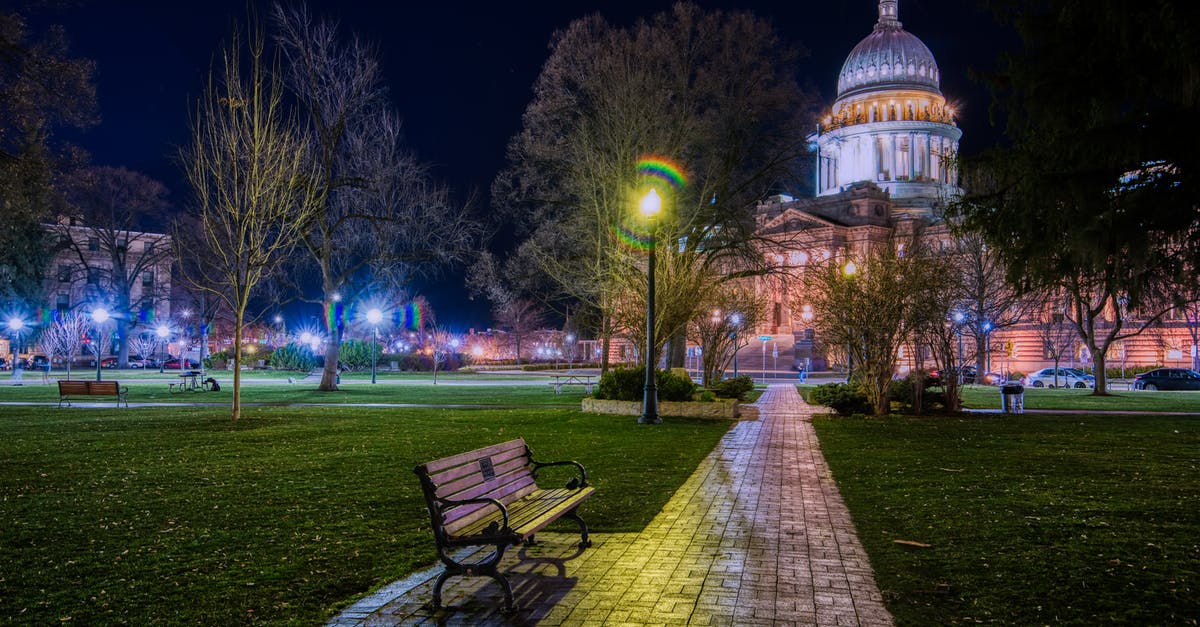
836,1 -> 941,99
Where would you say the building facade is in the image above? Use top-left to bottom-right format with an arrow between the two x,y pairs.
751,0 -> 1200,377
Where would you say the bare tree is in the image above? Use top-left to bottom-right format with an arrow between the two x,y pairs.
493,298 -> 544,364
178,21 -> 319,420
55,166 -> 172,366
801,235 -> 936,416
953,232 -> 1037,376
271,4 -> 478,392
1034,294 -> 1081,387
40,311 -> 89,379
688,287 -> 767,387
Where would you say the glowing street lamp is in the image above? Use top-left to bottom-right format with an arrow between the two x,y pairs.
7,317 -> 24,382
366,307 -> 382,384
729,312 -> 743,379
156,323 -> 170,373
639,188 -> 662,425
952,311 -> 965,384
844,260 -> 857,383
92,307 -> 110,382
565,333 -> 575,371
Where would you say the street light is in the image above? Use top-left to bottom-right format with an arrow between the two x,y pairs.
982,320 -> 993,373
844,260 -> 857,383
639,188 -> 662,425
92,307 -> 110,382
366,307 -> 382,384
156,323 -> 170,373
729,312 -> 742,379
565,333 -> 575,372
952,311 -> 965,384
7,317 -> 24,384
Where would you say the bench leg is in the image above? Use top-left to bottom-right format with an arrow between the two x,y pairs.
564,507 -> 592,548
432,543 -> 517,613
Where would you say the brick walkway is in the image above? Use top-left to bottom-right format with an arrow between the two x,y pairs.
331,384 -> 892,626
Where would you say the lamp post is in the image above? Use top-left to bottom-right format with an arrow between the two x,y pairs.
366,308 -> 382,384
565,333 -> 575,372
952,311 -> 965,383
92,307 -> 110,382
730,312 -> 742,379
844,261 -> 857,383
7,317 -> 24,384
156,324 -> 170,373
639,188 -> 662,425
982,320 -> 993,373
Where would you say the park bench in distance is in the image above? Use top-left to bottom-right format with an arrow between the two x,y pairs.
413,438 -> 594,612
57,380 -> 129,408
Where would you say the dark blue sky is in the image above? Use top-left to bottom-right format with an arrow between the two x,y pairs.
40,0 -> 1010,329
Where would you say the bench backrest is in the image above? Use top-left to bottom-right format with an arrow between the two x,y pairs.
414,438 -> 537,537
88,381 -> 119,395
58,380 -> 89,395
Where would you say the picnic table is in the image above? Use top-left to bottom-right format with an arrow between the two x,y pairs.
170,371 -> 207,393
550,374 -> 596,394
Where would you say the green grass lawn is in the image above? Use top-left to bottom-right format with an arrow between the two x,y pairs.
961,385 -> 1200,412
0,405 -> 730,624
0,380 -> 590,406
813,412 -> 1200,625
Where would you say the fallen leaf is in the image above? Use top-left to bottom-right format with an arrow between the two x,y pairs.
894,539 -> 932,548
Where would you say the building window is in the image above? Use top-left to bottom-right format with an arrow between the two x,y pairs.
143,240 -> 155,255
57,265 -> 71,283
87,237 -> 99,251
142,271 -> 154,290
87,268 -> 99,284
56,293 -> 69,313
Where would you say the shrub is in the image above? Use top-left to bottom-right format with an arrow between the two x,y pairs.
595,367 -> 643,401
889,375 -> 946,413
594,367 -> 696,402
711,375 -> 754,400
809,383 -> 871,415
657,368 -> 697,402
698,390 -> 715,402
270,343 -> 319,372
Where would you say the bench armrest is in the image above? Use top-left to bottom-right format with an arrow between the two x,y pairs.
532,459 -> 589,489
436,496 -> 510,531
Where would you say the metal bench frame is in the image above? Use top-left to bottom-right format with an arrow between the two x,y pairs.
413,438 -> 594,612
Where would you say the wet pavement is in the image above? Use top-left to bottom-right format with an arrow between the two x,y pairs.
330,383 -> 892,626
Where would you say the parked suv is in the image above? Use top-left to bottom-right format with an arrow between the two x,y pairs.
1024,367 -> 1094,389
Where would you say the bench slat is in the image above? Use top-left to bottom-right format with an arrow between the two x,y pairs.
435,457 -> 530,501
441,475 -> 538,532
448,486 -> 594,540
428,447 -> 528,490
419,438 -> 526,475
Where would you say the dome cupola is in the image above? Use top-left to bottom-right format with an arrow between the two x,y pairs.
836,0 -> 941,99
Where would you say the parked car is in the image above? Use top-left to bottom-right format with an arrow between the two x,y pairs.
28,355 -> 50,370
127,355 -> 157,369
163,358 -> 199,369
101,357 -> 119,368
1024,367 -> 1094,389
962,365 -> 1005,385
1132,368 -> 1200,391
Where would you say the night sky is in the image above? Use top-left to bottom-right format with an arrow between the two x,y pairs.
36,0 -> 1011,328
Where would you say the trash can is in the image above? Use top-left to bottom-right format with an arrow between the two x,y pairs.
1000,383 -> 1024,414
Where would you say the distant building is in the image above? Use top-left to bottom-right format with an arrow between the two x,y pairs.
751,0 -> 1199,377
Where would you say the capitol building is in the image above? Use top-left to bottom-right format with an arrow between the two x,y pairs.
749,0 -> 1196,376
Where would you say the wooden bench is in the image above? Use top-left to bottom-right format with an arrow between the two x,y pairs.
413,438 -> 594,612
58,380 -> 129,408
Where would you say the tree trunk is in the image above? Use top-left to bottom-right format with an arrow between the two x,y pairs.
667,329 -> 686,368
231,317 -> 243,420
1091,349 -> 1108,395
319,297 -> 340,391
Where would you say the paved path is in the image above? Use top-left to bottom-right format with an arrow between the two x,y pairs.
332,384 -> 892,626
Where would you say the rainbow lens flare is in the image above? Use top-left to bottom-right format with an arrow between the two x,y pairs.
637,156 -> 687,190
615,155 -> 687,251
